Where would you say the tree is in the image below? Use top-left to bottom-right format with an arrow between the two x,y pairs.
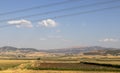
37,57 -> 41,60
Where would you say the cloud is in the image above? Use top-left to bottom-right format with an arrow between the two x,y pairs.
99,38 -> 118,42
7,19 -> 33,28
38,19 -> 57,27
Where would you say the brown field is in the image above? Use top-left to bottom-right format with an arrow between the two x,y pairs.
0,70 -> 120,73
0,56 -> 119,73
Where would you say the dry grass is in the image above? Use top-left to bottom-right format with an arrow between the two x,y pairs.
0,56 -> 119,72
26,52 -> 51,57
0,70 -> 120,73
0,60 -> 30,70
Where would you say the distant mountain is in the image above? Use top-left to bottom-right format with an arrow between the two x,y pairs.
44,46 -> 118,54
104,49 -> 120,56
0,46 -> 119,56
0,46 -> 39,53
0,46 -> 17,52
18,48 -> 39,53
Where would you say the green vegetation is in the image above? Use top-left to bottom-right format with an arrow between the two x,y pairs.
25,62 -> 120,72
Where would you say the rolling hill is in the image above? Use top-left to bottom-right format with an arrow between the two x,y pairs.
0,46 -> 119,57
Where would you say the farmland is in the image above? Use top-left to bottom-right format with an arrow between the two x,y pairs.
0,56 -> 119,73
0,60 -> 30,70
0,70 -> 120,73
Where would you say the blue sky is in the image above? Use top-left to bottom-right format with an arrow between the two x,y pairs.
0,0 -> 120,49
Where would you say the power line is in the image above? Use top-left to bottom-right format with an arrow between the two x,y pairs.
0,5 -> 120,28
47,5 -> 120,20
0,0 -> 119,22
0,0 -> 81,16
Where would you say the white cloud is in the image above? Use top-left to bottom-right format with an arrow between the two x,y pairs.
38,19 -> 57,27
7,19 -> 33,28
99,38 -> 118,42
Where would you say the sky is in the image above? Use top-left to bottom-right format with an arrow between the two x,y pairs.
0,0 -> 120,49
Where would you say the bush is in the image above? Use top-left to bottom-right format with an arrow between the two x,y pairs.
37,58 -> 41,60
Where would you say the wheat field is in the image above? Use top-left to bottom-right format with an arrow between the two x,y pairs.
0,70 -> 120,73
0,56 -> 119,73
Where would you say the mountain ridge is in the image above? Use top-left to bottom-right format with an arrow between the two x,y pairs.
0,46 -> 119,56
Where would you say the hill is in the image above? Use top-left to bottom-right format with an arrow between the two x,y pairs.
0,46 -> 48,59
45,46 -> 117,53
0,46 -> 39,52
44,46 -> 120,56
0,46 -> 119,58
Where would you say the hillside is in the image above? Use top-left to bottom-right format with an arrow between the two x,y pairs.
0,46 -> 119,58
44,46 -> 117,54
0,46 -> 39,52
0,46 -> 48,59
